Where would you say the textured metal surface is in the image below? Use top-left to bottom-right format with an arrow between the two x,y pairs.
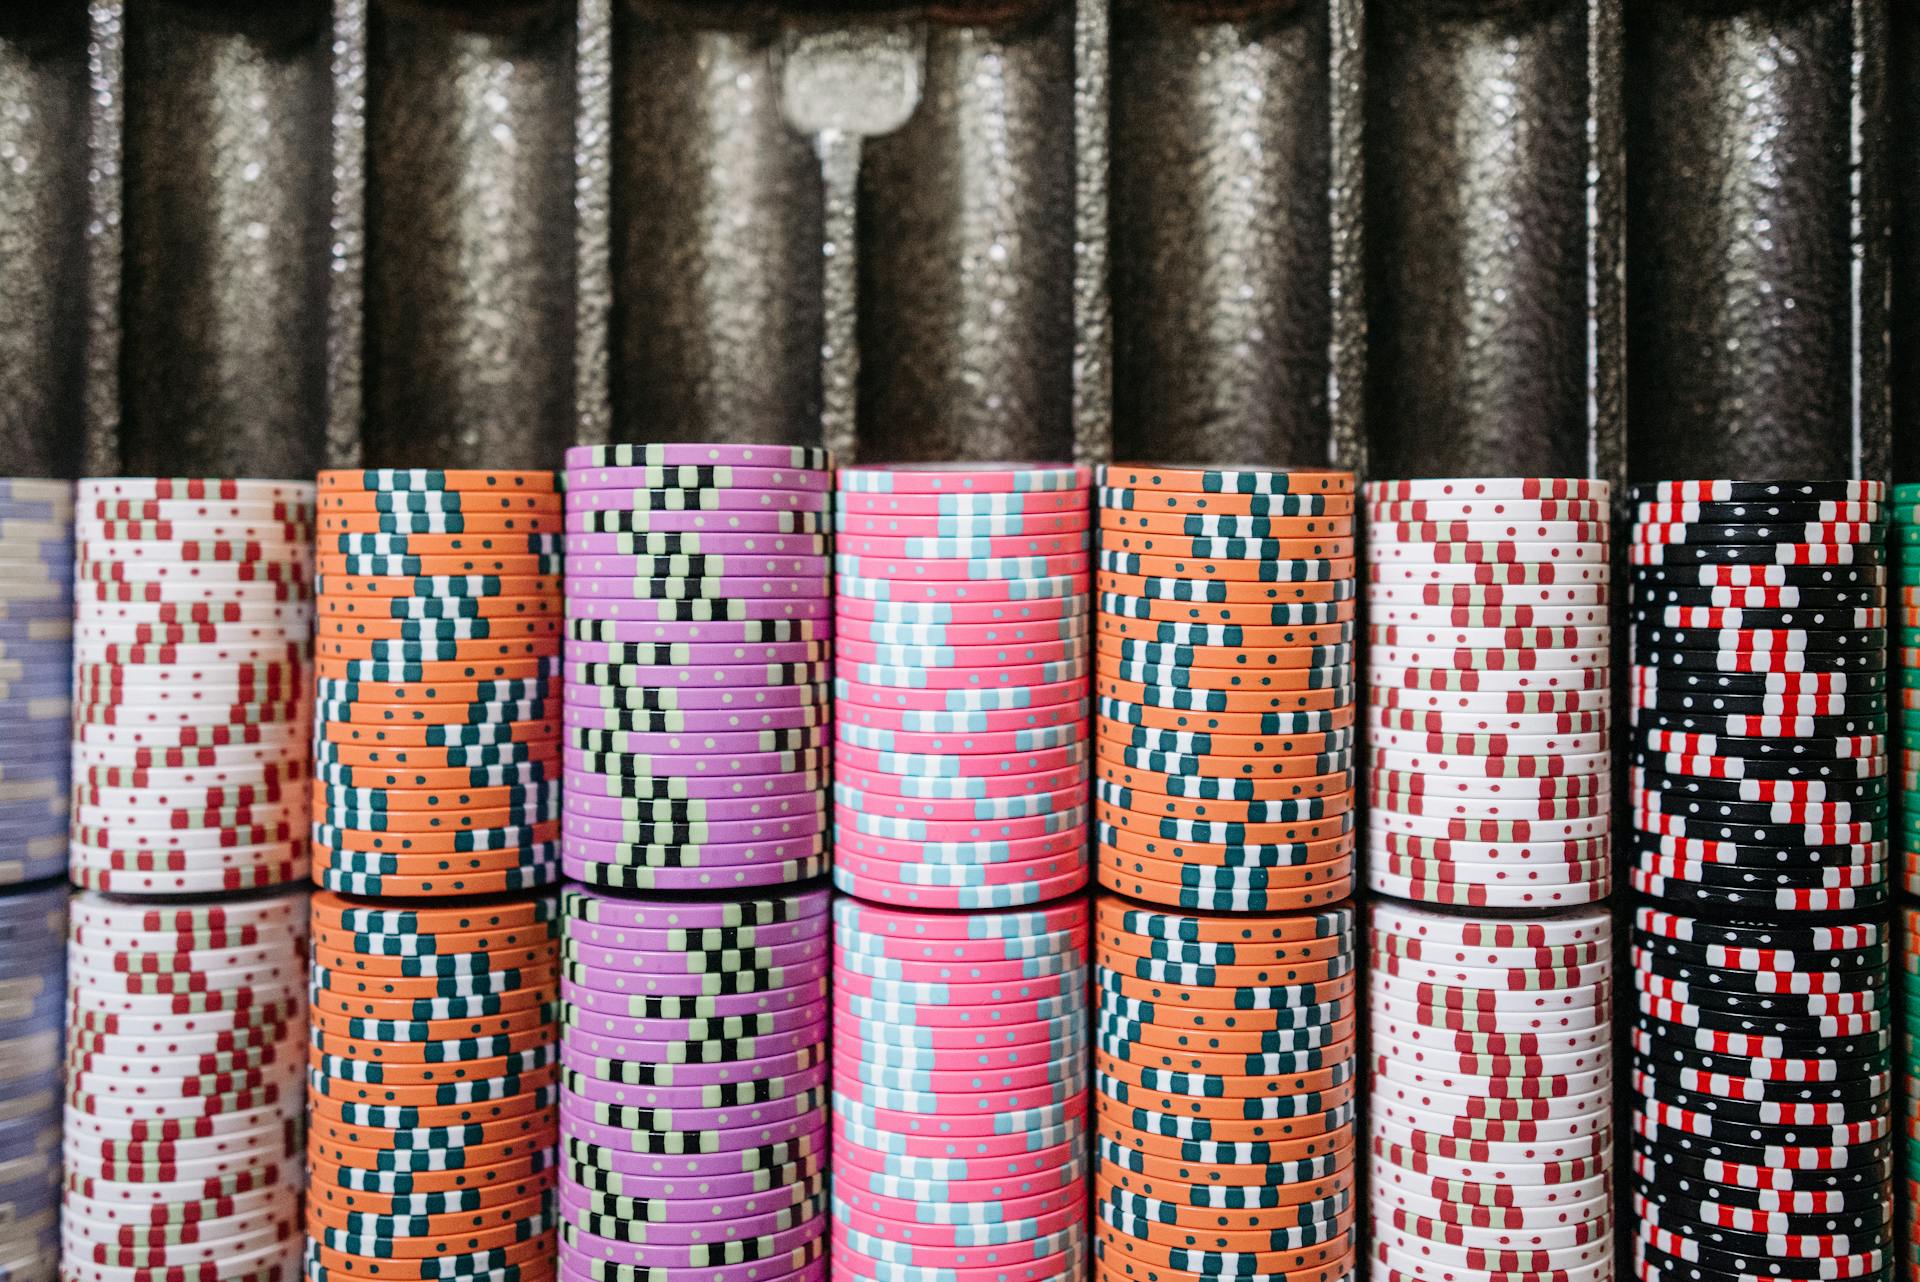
856,3 -> 1076,463
10,0 -> 1892,491
1892,4 -> 1919,482
0,7 -> 88,479
1624,0 -> 1855,481
1366,0 -> 1589,479
611,2 -> 822,448
361,0 -> 576,469
1109,0 -> 1331,469
120,0 -> 329,478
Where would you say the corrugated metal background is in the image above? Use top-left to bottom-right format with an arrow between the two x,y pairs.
0,0 -> 1894,484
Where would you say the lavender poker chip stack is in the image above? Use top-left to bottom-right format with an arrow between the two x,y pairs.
557,444 -> 835,1282
556,885 -> 830,1282
0,884 -> 64,1282
560,444 -> 833,894
0,479 -> 74,889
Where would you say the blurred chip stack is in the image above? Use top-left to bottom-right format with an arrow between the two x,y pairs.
1628,479 -> 1893,1282
307,469 -> 564,1282
1091,464 -> 1359,1282
64,890 -> 307,1282
830,462 -> 1093,1282
559,444 -> 834,1282
0,478 -> 73,890
0,884 -> 63,1282
61,477 -> 314,1282
0,478 -> 72,1282
1900,483 -> 1920,1281
1358,477 -> 1617,1282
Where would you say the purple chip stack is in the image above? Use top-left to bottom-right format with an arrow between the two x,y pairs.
557,443 -> 833,1281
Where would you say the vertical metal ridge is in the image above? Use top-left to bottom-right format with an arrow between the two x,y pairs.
119,3 -> 331,478
0,5 -> 89,479
575,0 -> 613,450
328,0 -> 367,469
1072,0 -> 1110,467
1590,0 -> 1624,491
1327,0 -> 1364,476
1855,0 -> 1890,481
83,1 -> 123,476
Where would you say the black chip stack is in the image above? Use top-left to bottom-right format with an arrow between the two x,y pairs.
1628,479 -> 1894,1282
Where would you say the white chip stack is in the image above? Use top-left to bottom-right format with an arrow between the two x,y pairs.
1361,478 -> 1616,1282
62,479 -> 315,1282
61,890 -> 307,1282
69,479 -> 314,893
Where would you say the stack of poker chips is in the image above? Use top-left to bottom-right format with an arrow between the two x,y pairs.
313,469 -> 564,897
1627,479 -> 1893,1282
71,478 -> 315,894
1367,902 -> 1614,1282
1630,478 -> 1889,916
0,479 -> 73,888
1094,464 -> 1359,911
833,462 -> 1092,908
1362,477 -> 1612,908
1093,901 -> 1357,1282
62,890 -> 307,1282
561,444 -> 833,892
1632,911 -> 1894,1282
0,885 -> 62,1282
831,899 -> 1088,1282
307,469 -> 564,1282
304,892 -> 560,1282
1897,485 -> 1919,895
1903,908 -> 1918,1275
558,886 -> 828,1280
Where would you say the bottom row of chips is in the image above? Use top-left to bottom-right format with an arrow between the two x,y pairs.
1369,902 -> 1614,1282
833,896 -> 1087,1282
1094,897 -> 1357,1282
558,884 -> 828,1280
62,888 -> 307,1282
1634,906 -> 1894,1282
2,884 -> 62,1282
305,890 -> 560,1282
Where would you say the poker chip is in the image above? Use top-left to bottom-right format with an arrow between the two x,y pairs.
0,883 -> 61,1282
563,453 -> 830,892
557,884 -> 826,1279
0,482 -> 73,888
1629,486 -> 1892,1282
1894,499 -> 1919,906
1093,467 -> 1353,911
59,887 -> 303,1282
1091,900 -> 1356,1282
311,470 -> 559,897
1363,479 -> 1611,910
305,887 -> 559,1277
68,480 -> 311,895
830,898 -> 1086,1275
1631,483 -> 1891,915
834,464 -> 1090,909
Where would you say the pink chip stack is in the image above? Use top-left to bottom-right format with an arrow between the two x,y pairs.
831,462 -> 1094,909
828,462 -> 1094,1282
